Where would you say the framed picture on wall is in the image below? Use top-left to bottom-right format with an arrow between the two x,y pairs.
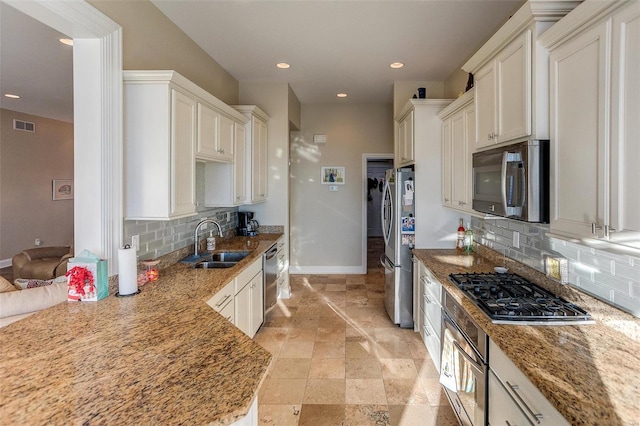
321,167 -> 345,185
52,179 -> 73,200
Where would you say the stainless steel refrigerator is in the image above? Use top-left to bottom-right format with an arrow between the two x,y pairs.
381,168 -> 415,328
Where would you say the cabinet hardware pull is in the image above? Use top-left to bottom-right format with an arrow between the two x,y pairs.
506,381 -> 543,424
424,294 -> 432,304
215,294 -> 232,308
604,225 -> 616,239
591,223 -> 602,235
444,198 -> 450,202
423,324 -> 431,336
505,421 -> 513,426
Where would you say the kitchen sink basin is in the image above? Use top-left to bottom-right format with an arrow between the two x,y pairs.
194,261 -> 238,269
210,251 -> 251,262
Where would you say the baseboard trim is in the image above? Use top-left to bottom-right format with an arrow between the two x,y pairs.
0,259 -> 11,269
289,265 -> 366,275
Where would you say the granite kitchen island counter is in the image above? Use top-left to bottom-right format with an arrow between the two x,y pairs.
413,247 -> 640,426
0,234 -> 281,425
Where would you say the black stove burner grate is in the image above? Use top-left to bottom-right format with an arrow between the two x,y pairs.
449,272 -> 592,324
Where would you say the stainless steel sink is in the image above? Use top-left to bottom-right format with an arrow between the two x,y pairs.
210,251 -> 251,262
194,261 -> 238,269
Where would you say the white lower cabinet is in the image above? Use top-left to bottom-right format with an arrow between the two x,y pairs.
489,339 -> 569,426
234,257 -> 264,338
206,280 -> 235,323
229,396 -> 258,426
414,258 -> 442,370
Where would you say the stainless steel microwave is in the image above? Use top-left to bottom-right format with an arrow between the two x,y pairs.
472,140 -> 549,223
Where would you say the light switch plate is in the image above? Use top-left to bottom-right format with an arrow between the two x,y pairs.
545,256 -> 568,284
329,185 -> 338,192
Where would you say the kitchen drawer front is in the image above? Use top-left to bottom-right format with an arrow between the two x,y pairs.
423,292 -> 442,339
234,256 -> 263,294
421,266 -> 442,302
206,281 -> 235,313
490,340 -> 569,426
488,369 -> 531,426
217,298 -> 234,323
420,313 -> 441,370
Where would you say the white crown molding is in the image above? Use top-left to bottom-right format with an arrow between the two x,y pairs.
438,90 -> 474,119
539,0 -> 628,50
124,70 -> 249,123
395,99 -> 455,122
462,0 -> 582,73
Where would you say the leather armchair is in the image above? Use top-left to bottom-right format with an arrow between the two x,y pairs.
12,246 -> 73,280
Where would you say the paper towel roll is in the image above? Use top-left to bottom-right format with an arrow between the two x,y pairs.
118,246 -> 138,296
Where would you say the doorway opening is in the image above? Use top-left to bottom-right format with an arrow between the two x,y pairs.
362,154 -> 393,271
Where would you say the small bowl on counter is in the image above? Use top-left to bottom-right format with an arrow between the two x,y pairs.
494,266 -> 509,274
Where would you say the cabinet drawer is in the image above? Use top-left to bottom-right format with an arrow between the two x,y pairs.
489,369 -> 530,426
490,340 -> 569,425
420,317 -> 441,371
234,256 -> 263,294
206,281 -> 234,313
422,293 -> 442,339
420,268 -> 442,302
218,298 -> 234,323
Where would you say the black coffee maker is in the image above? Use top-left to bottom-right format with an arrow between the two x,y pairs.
237,211 -> 259,236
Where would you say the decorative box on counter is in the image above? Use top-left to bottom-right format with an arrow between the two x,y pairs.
66,250 -> 108,301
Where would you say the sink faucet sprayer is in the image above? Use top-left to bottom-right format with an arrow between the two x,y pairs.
194,219 -> 223,258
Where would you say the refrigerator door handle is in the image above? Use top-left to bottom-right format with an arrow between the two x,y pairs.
381,180 -> 393,246
380,254 -> 394,271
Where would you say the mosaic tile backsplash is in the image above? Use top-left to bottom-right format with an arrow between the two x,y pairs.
471,216 -> 640,317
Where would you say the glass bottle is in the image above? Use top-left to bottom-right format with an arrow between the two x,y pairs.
464,223 -> 474,253
456,219 -> 465,251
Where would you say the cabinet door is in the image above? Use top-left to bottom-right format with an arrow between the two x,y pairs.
234,122 -> 247,204
171,89 -> 196,218
497,29 -> 532,143
441,118 -> 452,206
196,103 -> 219,160
234,281 -> 252,337
549,20 -> 609,238
463,104 -> 475,209
451,110 -> 468,210
251,116 -> 268,202
474,61 -> 497,149
250,271 -> 264,337
610,4 -> 640,242
218,114 -> 234,162
400,110 -> 414,165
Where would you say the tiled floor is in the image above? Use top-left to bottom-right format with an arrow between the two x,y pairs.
254,238 -> 457,426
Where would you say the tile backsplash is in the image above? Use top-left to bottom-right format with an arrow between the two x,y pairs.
123,162 -> 238,260
471,217 -> 640,317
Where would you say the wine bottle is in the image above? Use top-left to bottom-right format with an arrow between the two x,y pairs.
456,219 -> 465,251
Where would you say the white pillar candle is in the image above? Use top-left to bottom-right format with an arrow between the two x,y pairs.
118,246 -> 138,296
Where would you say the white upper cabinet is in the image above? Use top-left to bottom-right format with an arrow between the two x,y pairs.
396,109 -> 415,167
463,1 -> 580,150
196,103 -> 234,163
439,91 -> 474,214
124,74 -> 196,220
204,120 -> 247,207
234,106 -> 270,204
540,0 -> 640,248
124,71 -> 247,219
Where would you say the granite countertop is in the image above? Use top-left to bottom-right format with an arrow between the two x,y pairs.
0,234 -> 282,425
413,246 -> 640,426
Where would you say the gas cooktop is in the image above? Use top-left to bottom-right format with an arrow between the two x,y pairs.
449,272 -> 594,325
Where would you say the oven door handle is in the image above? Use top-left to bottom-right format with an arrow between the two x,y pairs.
451,339 -> 484,375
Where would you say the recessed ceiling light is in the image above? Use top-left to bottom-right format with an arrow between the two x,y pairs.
390,62 -> 404,69
337,93 -> 348,98
4,94 -> 20,99
276,62 -> 290,69
59,38 -> 73,46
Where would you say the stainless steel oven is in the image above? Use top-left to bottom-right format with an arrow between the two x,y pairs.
441,291 -> 488,426
472,140 -> 549,222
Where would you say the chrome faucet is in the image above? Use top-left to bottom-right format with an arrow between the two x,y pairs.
194,219 -> 223,258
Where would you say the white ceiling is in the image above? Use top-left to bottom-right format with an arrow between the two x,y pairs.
0,0 -> 525,123
0,2 -> 73,123
152,0 -> 524,104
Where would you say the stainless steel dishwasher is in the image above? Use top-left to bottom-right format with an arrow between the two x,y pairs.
263,243 -> 278,314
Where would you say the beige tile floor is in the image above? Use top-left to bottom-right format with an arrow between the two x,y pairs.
254,238 -> 458,426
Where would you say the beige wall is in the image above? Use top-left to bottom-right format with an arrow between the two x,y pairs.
393,81 -> 445,117
444,68 -> 470,99
0,109 -> 74,260
290,104 -> 393,272
89,0 -> 239,105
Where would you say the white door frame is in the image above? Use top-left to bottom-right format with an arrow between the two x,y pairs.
362,153 -> 393,272
5,0 -> 123,275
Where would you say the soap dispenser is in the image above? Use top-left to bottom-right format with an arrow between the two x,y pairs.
206,231 -> 216,251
